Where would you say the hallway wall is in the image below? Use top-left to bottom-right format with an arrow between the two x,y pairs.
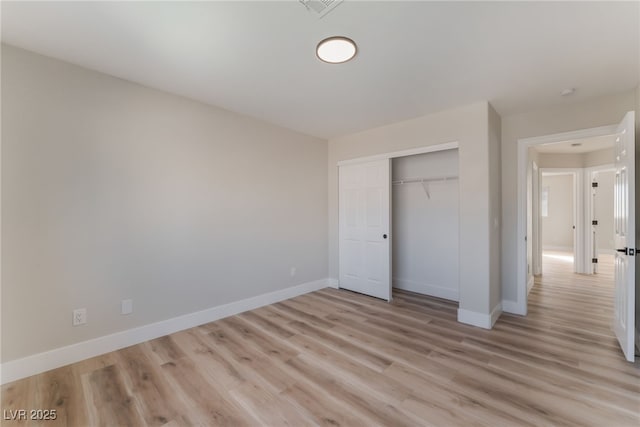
541,174 -> 574,250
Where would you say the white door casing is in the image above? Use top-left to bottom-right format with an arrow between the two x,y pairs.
585,165 -> 615,274
591,171 -> 599,274
613,111 -> 635,362
339,159 -> 391,301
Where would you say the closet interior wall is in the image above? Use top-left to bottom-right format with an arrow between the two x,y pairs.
392,149 -> 460,301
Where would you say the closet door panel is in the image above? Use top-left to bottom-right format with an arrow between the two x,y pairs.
339,159 -> 391,301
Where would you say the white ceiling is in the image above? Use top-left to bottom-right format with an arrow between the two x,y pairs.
534,134 -> 616,154
2,1 -> 638,139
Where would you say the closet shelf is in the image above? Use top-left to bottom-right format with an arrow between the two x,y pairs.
392,175 -> 458,185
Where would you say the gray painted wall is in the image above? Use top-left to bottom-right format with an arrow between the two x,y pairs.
538,153 -> 584,169
585,148 -> 615,168
1,45 -> 328,362
537,148 -> 614,169
541,174 -> 574,249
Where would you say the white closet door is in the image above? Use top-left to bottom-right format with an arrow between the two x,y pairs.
613,111 -> 635,362
339,159 -> 391,301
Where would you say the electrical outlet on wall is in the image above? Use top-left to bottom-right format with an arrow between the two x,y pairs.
121,299 -> 133,315
72,308 -> 87,326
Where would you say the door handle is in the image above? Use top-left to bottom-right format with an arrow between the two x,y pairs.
383,234 -> 388,239
616,248 -> 628,255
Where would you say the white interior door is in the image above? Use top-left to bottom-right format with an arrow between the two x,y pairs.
339,159 -> 391,301
613,111 -> 635,362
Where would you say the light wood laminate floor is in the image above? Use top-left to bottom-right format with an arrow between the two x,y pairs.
2,253 -> 639,426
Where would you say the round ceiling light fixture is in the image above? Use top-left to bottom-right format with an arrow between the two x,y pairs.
316,36 -> 357,64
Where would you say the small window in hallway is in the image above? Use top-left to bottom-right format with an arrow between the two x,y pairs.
541,186 -> 549,217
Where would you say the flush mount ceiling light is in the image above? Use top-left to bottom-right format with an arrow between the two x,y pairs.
316,36 -> 357,64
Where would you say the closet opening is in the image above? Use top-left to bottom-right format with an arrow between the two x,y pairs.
391,148 -> 460,302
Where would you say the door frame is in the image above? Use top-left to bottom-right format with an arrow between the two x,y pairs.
585,164 -> 616,273
337,140 -> 459,298
515,124 -> 618,315
336,141 -> 459,167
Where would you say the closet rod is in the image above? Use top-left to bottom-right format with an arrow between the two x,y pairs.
392,175 -> 458,185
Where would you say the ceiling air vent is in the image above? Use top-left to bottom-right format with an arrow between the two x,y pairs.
299,0 -> 344,18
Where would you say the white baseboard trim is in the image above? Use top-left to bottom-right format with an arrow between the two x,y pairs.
527,275 -> 535,295
542,245 -> 573,252
0,278 -> 331,385
458,302 -> 502,330
502,299 -> 525,315
393,278 -> 458,302
327,278 -> 339,289
490,302 -> 502,327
